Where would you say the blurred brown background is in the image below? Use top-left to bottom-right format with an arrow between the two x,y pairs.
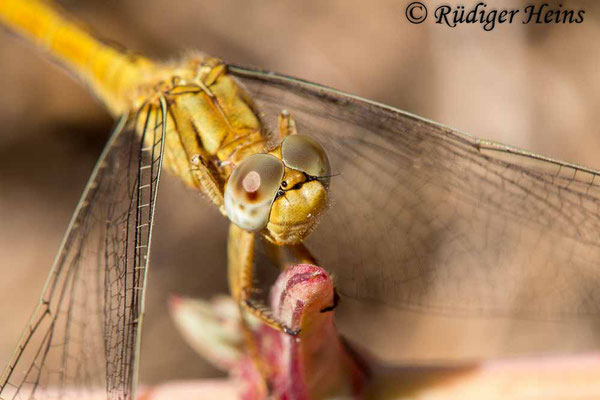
0,0 -> 599,385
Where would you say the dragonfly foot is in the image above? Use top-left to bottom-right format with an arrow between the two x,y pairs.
283,326 -> 301,336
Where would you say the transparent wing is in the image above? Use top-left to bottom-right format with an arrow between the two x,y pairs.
229,66 -> 600,360
0,100 -> 166,400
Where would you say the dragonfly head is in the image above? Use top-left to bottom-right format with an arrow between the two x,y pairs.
224,135 -> 330,245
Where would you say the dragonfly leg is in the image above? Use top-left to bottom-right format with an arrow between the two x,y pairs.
227,223 -> 301,335
288,242 -> 318,265
188,55 -> 226,86
264,240 -> 319,270
278,110 -> 298,138
189,151 -> 225,209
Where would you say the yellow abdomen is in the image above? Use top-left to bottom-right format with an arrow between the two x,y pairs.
0,0 -> 269,203
0,0 -> 155,115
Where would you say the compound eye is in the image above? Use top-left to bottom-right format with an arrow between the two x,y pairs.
281,135 -> 331,185
224,154 -> 284,231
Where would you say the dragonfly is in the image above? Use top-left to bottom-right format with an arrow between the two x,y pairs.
1,0 -> 600,399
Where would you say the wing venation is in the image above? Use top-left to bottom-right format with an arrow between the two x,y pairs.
230,65 -> 600,359
0,100 -> 166,400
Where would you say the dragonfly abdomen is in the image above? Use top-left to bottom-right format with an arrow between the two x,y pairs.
0,0 -> 155,116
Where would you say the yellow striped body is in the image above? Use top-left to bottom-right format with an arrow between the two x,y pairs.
0,0 -> 268,202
